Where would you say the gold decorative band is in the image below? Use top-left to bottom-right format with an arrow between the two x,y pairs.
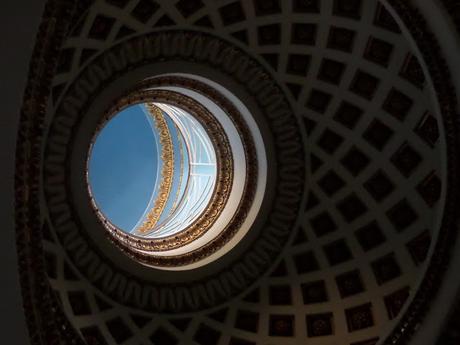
98,89 -> 233,252
136,104 -> 174,234
88,75 -> 261,267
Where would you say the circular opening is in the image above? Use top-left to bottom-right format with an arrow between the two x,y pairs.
84,76 -> 267,270
88,102 -> 219,239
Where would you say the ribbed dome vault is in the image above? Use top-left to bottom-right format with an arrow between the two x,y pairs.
14,0 -> 460,345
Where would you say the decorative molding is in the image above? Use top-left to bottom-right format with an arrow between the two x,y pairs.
42,31 -> 304,311
87,86 -> 238,258
381,0 -> 460,344
137,103 -> 175,234
14,0 -> 88,344
14,0 -> 460,344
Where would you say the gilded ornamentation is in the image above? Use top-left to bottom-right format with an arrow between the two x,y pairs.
98,89 -> 234,251
135,104 -> 174,234
42,31 -> 305,312
13,3 -> 460,345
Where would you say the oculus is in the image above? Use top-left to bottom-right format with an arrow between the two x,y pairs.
85,76 -> 267,270
88,102 -> 220,239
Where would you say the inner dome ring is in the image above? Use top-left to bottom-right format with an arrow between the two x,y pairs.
85,75 -> 263,269
87,90 -> 234,252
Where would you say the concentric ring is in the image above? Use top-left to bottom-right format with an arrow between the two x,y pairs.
85,83 -> 251,264
42,31 -> 304,310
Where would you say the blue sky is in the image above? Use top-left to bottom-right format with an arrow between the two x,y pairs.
88,104 -> 158,231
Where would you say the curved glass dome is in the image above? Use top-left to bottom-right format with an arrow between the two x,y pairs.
88,102 -> 218,239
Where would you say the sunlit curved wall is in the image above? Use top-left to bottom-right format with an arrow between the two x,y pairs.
132,103 -> 217,238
